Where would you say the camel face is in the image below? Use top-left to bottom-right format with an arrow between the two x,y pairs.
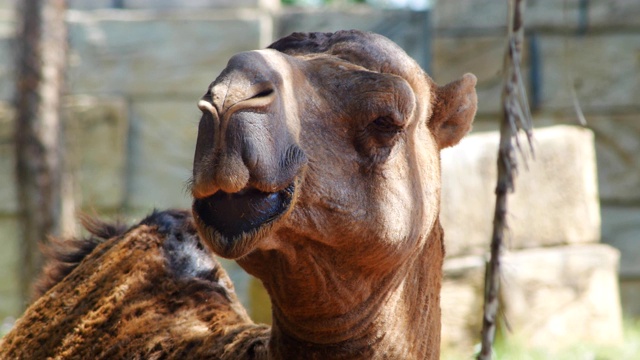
191,31 -> 477,270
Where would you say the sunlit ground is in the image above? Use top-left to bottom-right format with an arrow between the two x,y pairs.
442,320 -> 640,360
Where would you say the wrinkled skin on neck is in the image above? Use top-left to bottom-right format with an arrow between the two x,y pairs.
242,223 -> 445,359
191,30 -> 477,359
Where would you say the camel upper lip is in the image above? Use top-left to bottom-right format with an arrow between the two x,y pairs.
192,183 -> 294,241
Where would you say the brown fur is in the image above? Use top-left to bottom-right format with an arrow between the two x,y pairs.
32,216 -> 128,300
0,210 -> 269,359
1,30 -> 476,360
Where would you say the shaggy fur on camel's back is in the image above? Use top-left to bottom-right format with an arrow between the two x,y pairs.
0,210 -> 269,359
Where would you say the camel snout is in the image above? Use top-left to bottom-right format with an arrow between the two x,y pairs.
211,79 -> 277,118
192,50 -> 305,199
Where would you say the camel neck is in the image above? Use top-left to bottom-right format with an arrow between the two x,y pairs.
240,223 -> 445,360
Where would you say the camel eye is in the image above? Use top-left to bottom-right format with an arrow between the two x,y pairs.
355,113 -> 404,166
368,115 -> 404,142
371,116 -> 401,134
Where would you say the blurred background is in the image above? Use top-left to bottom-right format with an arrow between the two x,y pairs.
0,0 -> 639,357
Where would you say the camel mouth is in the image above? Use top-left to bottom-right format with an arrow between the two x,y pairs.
192,183 -> 295,258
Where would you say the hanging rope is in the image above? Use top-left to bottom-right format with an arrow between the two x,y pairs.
477,0 -> 533,358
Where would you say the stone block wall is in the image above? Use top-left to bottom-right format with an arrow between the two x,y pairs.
441,126 -> 600,257
432,0 -> 640,322
439,127 -> 623,350
442,243 -> 622,350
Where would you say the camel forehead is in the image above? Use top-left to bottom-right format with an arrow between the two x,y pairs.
247,48 -> 367,79
268,30 -> 420,77
250,49 -> 294,73
249,48 -> 418,123
265,30 -> 434,115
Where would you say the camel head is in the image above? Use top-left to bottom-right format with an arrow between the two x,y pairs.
191,31 -> 476,266
191,30 -> 476,357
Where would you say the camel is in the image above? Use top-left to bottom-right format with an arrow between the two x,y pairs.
0,209 -> 270,359
0,30 -> 476,359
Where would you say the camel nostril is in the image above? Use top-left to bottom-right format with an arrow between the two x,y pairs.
220,83 -> 276,114
252,89 -> 273,99
246,80 -> 276,102
251,88 -> 274,99
245,80 -> 276,101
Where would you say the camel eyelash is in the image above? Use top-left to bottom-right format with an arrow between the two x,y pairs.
370,116 -> 402,133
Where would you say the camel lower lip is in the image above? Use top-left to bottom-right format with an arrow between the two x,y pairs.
193,184 -> 293,239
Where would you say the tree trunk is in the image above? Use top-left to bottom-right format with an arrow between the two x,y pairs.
14,0 -> 68,305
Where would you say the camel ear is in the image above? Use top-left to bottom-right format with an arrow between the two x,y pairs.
428,73 -> 477,149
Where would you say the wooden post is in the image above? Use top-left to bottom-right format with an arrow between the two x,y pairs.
13,0 -> 68,305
